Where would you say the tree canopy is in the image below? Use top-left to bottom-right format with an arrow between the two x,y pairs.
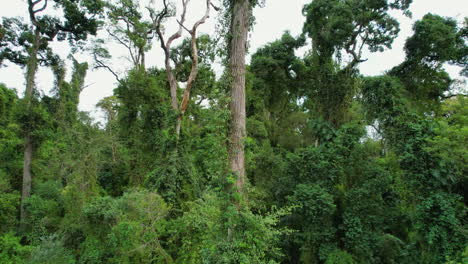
0,0 -> 467,263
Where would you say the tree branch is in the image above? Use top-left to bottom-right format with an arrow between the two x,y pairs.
106,28 -> 137,66
343,26 -> 369,71
441,93 -> 468,99
28,0 -> 39,27
149,0 -> 215,135
180,0 -> 211,114
93,52 -> 121,83
176,19 -> 192,34
149,0 -> 179,110
33,0 -> 48,14
166,0 -> 190,51
210,2 -> 220,11
81,82 -> 95,92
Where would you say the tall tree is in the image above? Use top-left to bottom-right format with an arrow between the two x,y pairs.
390,13 -> 468,111
0,0 -> 104,224
302,0 -> 413,125
227,0 -> 252,194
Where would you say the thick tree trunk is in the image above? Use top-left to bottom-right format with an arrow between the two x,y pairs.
229,0 -> 250,194
20,30 -> 39,225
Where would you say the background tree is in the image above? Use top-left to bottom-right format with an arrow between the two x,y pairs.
0,0 -> 104,225
302,0 -> 413,125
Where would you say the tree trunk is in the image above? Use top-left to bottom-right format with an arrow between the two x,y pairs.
175,116 -> 182,136
228,0 -> 250,194
20,29 -> 39,225
153,0 -> 211,137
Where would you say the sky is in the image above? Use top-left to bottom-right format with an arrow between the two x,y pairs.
1,0 -> 467,121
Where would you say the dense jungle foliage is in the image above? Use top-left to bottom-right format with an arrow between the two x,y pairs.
0,0 -> 467,263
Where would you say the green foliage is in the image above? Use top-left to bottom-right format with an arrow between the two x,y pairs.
50,0 -> 105,42
28,235 -> 76,264
303,0 -> 407,58
82,196 -> 119,234
426,97 -> 468,187
169,192 -> 286,264
0,83 -> 17,124
0,188 -> 20,234
325,250 -> 356,264
288,184 -> 337,262
104,0 -> 152,67
405,14 -> 467,68
415,193 -> 466,263
361,75 -> 407,123
115,68 -> 174,185
0,85 -> 22,235
445,246 -> 468,264
20,181 -> 63,241
0,233 -> 30,264
1,0 -> 104,68
53,59 -> 88,126
0,2 -> 466,264
302,0 -> 413,125
248,31 -> 308,147
389,13 -> 467,110
80,190 -> 170,263
0,17 -> 48,66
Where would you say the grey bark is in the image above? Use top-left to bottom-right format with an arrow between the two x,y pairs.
228,0 -> 250,194
20,28 -> 40,224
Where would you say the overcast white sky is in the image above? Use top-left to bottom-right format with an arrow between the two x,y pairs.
1,0 -> 467,120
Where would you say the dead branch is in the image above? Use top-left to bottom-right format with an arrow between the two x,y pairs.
180,0 -> 211,115
33,0 -> 48,14
149,0 -> 214,135
93,52 -> 121,83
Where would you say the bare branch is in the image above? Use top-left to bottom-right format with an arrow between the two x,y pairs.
166,0 -> 190,50
28,0 -> 39,27
106,28 -> 138,66
180,0 -> 211,114
343,32 -> 369,71
191,0 -> 211,33
210,2 -> 220,11
357,32 -> 369,59
106,29 -> 132,51
441,93 -> 468,99
81,82 -> 96,92
195,95 -> 206,105
176,19 -> 192,34
33,0 -> 48,14
149,0 -> 215,134
93,52 -> 121,83
150,0 -> 191,111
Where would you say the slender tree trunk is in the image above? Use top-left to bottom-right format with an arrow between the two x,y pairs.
229,0 -> 250,194
153,0 -> 211,137
20,29 -> 40,224
21,134 -> 33,223
175,116 -> 182,136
